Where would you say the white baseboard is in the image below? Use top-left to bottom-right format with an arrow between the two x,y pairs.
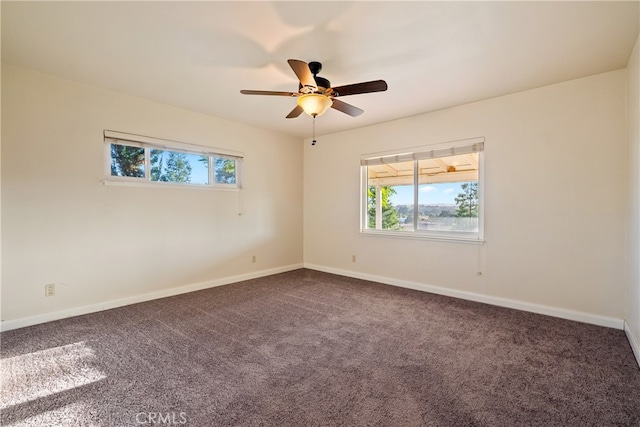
3,263 -> 627,335
624,321 -> 640,369
0,264 -> 304,332
304,263 -> 625,330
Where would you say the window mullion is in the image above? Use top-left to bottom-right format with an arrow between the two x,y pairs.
209,156 -> 214,186
413,160 -> 418,231
375,184 -> 382,229
144,147 -> 151,181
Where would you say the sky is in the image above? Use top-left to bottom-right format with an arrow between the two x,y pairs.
188,155 -> 209,184
153,151 -> 209,184
389,182 -> 469,206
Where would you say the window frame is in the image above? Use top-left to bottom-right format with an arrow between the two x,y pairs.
103,130 -> 243,190
360,137 -> 485,244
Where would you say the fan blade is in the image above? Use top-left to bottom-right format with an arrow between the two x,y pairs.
287,59 -> 317,89
331,99 -> 364,117
332,80 -> 388,97
240,90 -> 297,96
286,105 -> 304,119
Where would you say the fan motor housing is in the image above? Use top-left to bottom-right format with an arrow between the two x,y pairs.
298,75 -> 331,94
314,76 -> 331,90
305,61 -> 331,93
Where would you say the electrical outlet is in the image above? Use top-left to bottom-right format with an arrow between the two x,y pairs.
252,255 -> 256,263
352,255 -> 356,263
45,283 -> 55,297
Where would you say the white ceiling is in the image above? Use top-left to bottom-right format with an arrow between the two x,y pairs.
2,1 -> 639,138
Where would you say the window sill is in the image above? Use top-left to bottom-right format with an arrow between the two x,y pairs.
360,229 -> 485,245
102,179 -> 241,192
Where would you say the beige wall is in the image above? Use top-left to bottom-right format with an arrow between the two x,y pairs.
627,34 -> 640,356
304,70 -> 627,323
1,63 -> 633,333
1,65 -> 303,322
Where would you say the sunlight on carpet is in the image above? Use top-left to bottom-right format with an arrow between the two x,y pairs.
2,402 -> 100,427
0,341 -> 106,409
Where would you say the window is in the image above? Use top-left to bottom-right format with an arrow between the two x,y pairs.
104,130 -> 242,189
361,137 -> 484,242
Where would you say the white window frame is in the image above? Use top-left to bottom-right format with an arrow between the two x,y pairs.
360,137 -> 485,244
103,130 -> 243,190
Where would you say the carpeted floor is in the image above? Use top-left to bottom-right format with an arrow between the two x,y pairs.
1,269 -> 639,426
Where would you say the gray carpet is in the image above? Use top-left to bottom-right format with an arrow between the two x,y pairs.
1,269 -> 639,426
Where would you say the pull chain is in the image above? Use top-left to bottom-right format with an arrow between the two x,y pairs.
312,114 -> 317,146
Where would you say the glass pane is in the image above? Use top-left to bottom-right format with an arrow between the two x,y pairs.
366,162 -> 413,231
110,144 -> 145,178
388,185 -> 414,231
150,149 -> 208,184
417,153 -> 479,232
417,181 -> 478,232
214,157 -> 236,184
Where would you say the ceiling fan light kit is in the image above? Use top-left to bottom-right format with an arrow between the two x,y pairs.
297,93 -> 333,117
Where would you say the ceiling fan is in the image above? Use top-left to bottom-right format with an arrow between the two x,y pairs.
240,59 -> 388,119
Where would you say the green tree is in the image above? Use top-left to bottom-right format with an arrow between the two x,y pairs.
214,158 -> 236,184
111,144 -> 145,177
367,186 -> 401,230
150,150 -> 192,183
455,182 -> 478,218
165,152 -> 192,182
150,149 -> 164,181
